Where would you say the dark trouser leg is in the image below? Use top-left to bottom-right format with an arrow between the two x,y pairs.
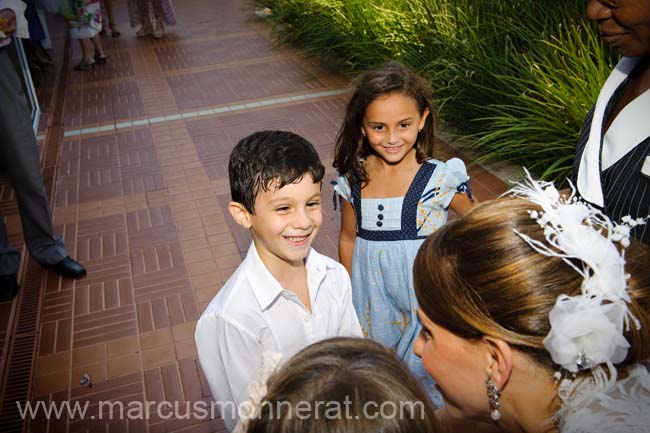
151,0 -> 164,22
139,0 -> 151,21
0,50 -> 67,267
0,216 -> 21,276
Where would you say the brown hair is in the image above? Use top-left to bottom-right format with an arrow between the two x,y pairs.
333,62 -> 436,186
246,337 -> 441,433
413,198 -> 650,371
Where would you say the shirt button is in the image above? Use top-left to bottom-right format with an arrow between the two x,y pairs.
376,221 -> 383,227
378,204 -> 384,211
377,214 -> 384,220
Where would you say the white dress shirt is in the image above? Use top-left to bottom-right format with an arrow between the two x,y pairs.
0,0 -> 29,47
194,242 -> 363,431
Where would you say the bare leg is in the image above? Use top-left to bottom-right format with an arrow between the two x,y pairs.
74,38 -> 95,70
79,38 -> 94,63
101,0 -> 120,35
90,34 -> 107,62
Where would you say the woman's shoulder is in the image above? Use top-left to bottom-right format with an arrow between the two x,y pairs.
559,364 -> 650,433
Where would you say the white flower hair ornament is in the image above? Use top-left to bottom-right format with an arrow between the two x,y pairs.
233,351 -> 283,433
508,169 -> 645,374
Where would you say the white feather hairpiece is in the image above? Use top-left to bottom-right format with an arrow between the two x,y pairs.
508,169 -> 645,374
233,351 -> 283,433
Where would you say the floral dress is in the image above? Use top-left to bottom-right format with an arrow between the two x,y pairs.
63,0 -> 102,39
334,158 -> 472,406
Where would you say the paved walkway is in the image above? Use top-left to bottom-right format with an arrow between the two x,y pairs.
0,1 -> 507,432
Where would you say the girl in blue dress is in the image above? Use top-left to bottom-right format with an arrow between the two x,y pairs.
333,62 -> 474,406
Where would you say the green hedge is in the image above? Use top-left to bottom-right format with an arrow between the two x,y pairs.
256,0 -> 616,183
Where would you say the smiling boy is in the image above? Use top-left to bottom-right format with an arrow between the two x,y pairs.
195,130 -> 362,431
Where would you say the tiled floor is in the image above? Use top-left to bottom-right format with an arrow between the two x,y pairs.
0,1 -> 508,432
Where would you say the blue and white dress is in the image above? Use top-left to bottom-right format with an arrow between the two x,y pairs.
334,158 -> 472,406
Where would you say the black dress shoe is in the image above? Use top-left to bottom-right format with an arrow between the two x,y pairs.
0,275 -> 20,302
49,257 -> 87,279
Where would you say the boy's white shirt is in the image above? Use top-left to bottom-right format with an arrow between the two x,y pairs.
194,241 -> 362,431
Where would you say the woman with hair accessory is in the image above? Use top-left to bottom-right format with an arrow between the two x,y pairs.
413,173 -> 650,433
235,337 -> 441,433
572,0 -> 650,244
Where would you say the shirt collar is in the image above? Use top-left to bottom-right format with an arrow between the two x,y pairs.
577,56 -> 640,207
601,88 -> 650,171
244,242 -> 335,311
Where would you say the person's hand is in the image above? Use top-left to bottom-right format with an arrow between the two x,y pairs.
0,9 -> 17,40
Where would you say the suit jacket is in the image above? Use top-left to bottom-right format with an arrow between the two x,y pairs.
572,72 -> 650,244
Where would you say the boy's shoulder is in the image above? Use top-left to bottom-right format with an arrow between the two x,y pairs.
198,257 -> 262,325
197,247 -> 350,324
311,249 -> 347,274
306,249 -> 351,291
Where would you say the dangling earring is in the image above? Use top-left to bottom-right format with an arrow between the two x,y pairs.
485,377 -> 501,421
361,130 -> 366,137
418,128 -> 422,134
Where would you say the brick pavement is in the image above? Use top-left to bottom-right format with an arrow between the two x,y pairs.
0,1 -> 507,432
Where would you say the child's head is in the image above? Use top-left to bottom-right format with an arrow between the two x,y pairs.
229,131 -> 325,214
245,337 -> 440,433
228,131 -> 325,266
334,62 -> 435,183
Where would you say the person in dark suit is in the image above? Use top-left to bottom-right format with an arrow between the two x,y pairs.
572,0 -> 650,244
1,0 -> 86,303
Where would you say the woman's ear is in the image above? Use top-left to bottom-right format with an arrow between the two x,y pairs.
482,336 -> 513,391
228,202 -> 252,229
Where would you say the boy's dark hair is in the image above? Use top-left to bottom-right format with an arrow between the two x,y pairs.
229,131 -> 325,213
333,62 -> 436,186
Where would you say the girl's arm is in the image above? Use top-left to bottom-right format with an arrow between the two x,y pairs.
338,200 -> 357,276
449,192 -> 474,218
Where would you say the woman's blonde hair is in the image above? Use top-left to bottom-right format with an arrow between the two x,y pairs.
414,198 -> 650,370
246,337 -> 441,433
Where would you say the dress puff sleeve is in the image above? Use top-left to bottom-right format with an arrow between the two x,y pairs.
426,158 -> 473,209
331,174 -> 353,210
